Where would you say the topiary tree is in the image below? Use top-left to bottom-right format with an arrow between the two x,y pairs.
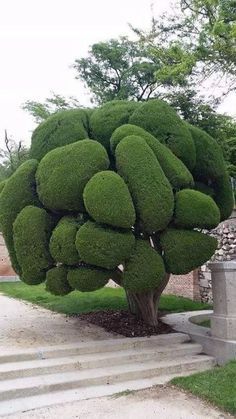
0,99 -> 233,326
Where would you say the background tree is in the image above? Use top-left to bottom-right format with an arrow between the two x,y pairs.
73,37 -> 162,104
0,131 -> 29,182
136,0 -> 236,98
22,93 -> 81,124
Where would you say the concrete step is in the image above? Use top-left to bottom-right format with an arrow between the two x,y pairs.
0,367 -> 216,417
0,332 -> 190,364
0,354 -> 215,402
0,342 -> 202,380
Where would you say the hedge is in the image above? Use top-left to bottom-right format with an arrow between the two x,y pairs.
46,266 -> 73,296
174,189 -> 220,229
160,229 -> 218,275
36,139 -> 109,212
111,124 -> 193,190
76,221 -> 135,269
13,206 -> 54,284
116,135 -> 174,233
83,171 -> 136,228
30,109 -> 89,161
129,100 -> 196,170
122,240 -> 166,292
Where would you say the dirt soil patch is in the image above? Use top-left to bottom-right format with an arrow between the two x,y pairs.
76,310 -> 174,337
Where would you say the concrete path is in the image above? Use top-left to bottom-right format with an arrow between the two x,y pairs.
4,386 -> 232,419
0,294 -> 117,349
0,294 -> 231,418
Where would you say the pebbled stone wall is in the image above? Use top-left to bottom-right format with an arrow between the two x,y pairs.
199,213 -> 236,303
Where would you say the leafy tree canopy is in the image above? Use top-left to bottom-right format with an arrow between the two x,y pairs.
22,93 -> 81,124
0,131 -> 29,182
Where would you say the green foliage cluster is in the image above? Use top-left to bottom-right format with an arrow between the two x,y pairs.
129,100 -> 196,170
46,266 -> 72,296
174,189 -> 220,229
83,171 -> 135,228
160,229 -> 218,275
90,100 -> 139,150
0,160 -> 40,273
116,135 -> 174,233
67,266 -> 112,292
49,216 -> 83,265
111,124 -> 193,190
36,140 -> 109,212
13,206 -> 54,284
122,240 -> 166,292
30,109 -> 89,161
76,221 -> 135,269
0,100 -> 232,304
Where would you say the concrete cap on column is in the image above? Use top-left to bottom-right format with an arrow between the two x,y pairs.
208,260 -> 236,272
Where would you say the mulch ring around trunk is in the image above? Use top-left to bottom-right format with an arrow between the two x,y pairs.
75,310 -> 174,337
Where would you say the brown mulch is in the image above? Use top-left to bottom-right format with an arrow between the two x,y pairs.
77,309 -> 174,337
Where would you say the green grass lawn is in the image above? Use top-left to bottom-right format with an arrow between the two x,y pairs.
172,361 -> 236,416
0,282 -> 212,315
196,319 -> 211,328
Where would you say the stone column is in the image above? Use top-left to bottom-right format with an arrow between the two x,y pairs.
209,261 -> 236,340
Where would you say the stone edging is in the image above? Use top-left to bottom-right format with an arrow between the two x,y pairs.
163,310 -> 236,365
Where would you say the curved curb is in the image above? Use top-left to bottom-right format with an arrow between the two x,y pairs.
163,311 -> 236,365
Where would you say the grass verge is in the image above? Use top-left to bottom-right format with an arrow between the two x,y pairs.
0,282 -> 212,315
172,361 -> 236,416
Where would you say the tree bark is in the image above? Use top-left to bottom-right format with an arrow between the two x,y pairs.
128,274 -> 171,326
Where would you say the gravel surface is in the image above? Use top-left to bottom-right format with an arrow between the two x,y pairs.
4,386 -> 232,419
0,294 -> 118,349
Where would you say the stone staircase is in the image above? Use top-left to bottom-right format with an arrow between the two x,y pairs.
0,333 -> 215,416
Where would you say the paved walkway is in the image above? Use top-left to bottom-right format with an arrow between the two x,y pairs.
0,294 -> 117,349
0,294 -> 232,418
4,387 -> 232,419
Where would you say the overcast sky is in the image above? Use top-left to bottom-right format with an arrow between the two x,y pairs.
0,0 -> 235,149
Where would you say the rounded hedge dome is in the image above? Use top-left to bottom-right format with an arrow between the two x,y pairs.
0,99 -> 233,301
129,100 -> 196,170
116,135 -> 174,233
76,221 -> 135,269
30,109 -> 89,161
46,266 -> 73,296
67,266 -> 112,292
83,171 -> 136,228
49,216 -> 83,265
122,240 -> 166,292
13,205 -> 54,284
36,139 -> 109,212
90,100 -> 139,150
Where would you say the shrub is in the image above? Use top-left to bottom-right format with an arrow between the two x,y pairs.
187,124 -> 225,181
129,100 -> 196,170
67,266 -> 112,292
2,100 -> 231,326
0,160 -> 40,273
46,266 -> 73,296
212,174 -> 235,221
90,100 -> 139,150
116,135 -> 174,233
13,206 -> 54,284
36,139 -> 109,212
49,216 -> 83,265
76,221 -> 135,269
174,189 -> 220,229
194,181 -> 215,197
111,124 -> 193,190
160,229 -> 218,274
83,171 -> 136,228
122,240 -> 166,292
0,180 -> 6,195
30,109 -> 89,161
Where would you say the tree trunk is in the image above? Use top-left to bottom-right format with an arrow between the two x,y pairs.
128,274 -> 171,326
